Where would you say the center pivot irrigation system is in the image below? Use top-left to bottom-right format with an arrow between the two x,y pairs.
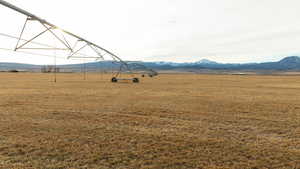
0,0 -> 158,83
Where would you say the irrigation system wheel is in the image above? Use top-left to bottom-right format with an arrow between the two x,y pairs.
111,77 -> 118,83
133,78 -> 139,83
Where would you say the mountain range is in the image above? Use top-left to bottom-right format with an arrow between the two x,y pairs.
0,56 -> 300,72
142,56 -> 300,70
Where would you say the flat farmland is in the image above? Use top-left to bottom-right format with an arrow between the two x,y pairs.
0,73 -> 299,169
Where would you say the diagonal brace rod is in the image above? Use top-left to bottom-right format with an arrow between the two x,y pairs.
89,44 -> 104,60
15,17 -> 29,51
40,22 -> 72,51
68,43 -> 88,59
16,25 -> 52,50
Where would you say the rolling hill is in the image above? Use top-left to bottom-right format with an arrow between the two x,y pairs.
0,56 -> 300,72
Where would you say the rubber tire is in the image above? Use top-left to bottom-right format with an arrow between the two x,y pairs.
111,77 -> 118,83
133,78 -> 139,83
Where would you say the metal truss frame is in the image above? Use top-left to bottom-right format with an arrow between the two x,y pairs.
0,0 -> 158,81
15,17 -> 71,51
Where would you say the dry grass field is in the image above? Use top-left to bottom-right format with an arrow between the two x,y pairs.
0,73 -> 299,169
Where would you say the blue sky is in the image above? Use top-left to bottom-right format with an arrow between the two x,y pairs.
0,0 -> 300,64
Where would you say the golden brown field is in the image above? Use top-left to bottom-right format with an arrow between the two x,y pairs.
0,73 -> 299,169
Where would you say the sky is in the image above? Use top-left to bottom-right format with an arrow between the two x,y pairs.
1,0 -> 300,64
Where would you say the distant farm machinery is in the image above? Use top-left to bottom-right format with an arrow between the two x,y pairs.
110,61 -> 158,83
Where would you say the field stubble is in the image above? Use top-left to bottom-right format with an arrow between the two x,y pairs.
0,73 -> 299,169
